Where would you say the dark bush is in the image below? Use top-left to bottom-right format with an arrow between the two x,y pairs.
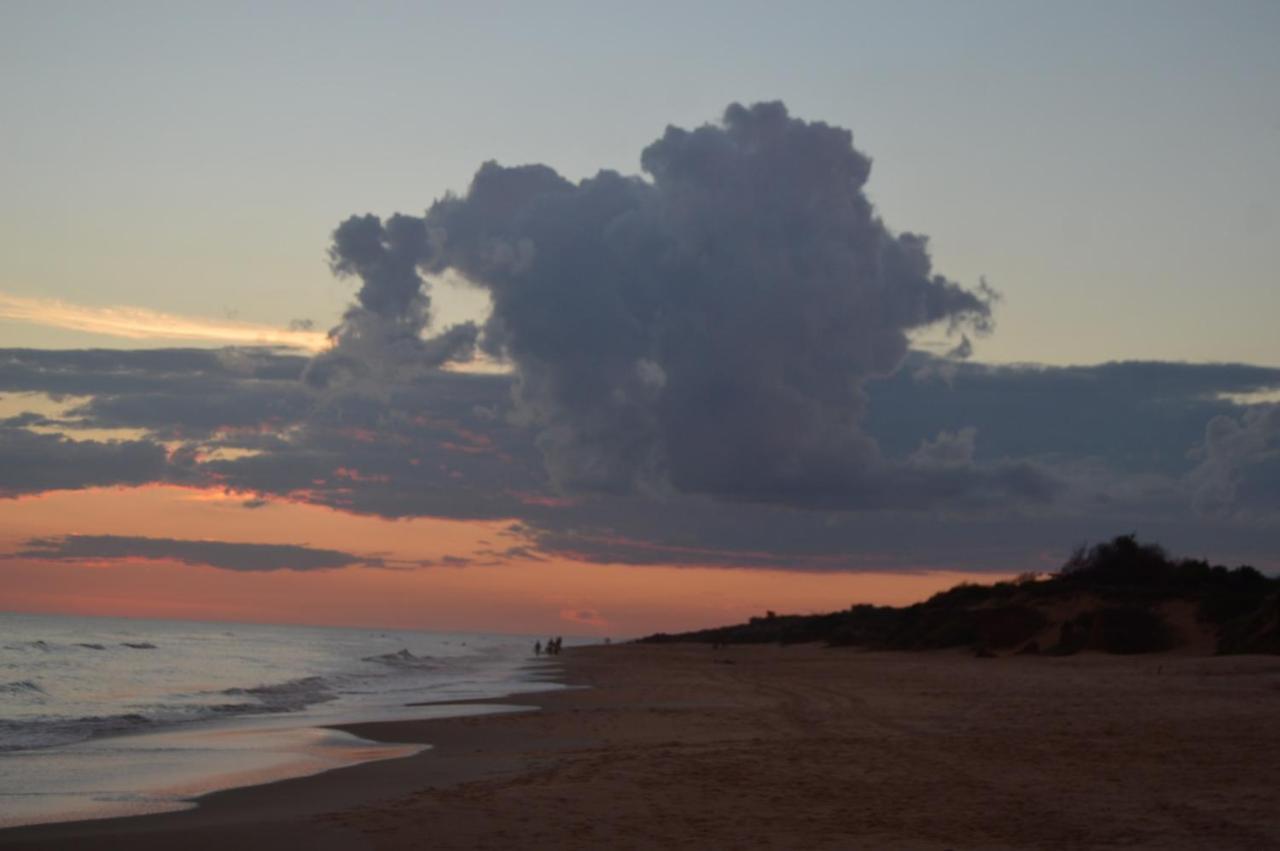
890,607 -> 977,650
1059,535 -> 1174,588
974,606 -> 1048,649
1050,607 -> 1174,654
1048,619 -> 1086,656
1215,593 -> 1280,654
1095,606 -> 1175,654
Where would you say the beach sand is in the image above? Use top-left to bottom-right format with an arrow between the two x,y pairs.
3,644 -> 1279,849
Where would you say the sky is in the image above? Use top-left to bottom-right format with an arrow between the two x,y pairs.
1,2 -> 1278,636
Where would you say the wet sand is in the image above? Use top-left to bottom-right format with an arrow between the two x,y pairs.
3,644 -> 1279,849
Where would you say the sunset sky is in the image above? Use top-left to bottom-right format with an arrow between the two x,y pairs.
2,1 -> 1278,636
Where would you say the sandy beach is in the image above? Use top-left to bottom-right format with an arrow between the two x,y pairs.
3,643 -> 1279,849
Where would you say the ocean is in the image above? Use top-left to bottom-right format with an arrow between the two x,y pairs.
0,611 -> 566,828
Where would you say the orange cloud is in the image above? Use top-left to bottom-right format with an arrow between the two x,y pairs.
0,291 -> 329,350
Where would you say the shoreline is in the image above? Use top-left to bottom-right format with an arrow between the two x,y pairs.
0,686 -> 574,848
4,644 -> 1280,849
0,663 -> 567,833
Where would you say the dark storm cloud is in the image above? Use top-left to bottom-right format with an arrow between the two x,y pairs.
0,427 -> 169,497
310,214 -> 479,389
327,102 -> 1014,508
0,347 -> 543,521
496,357 -> 1280,571
12,534 -> 378,572
330,213 -> 434,321
3,342 -> 1280,574
511,476 -> 1280,575
66,385 -> 311,437
8,347 -> 1275,476
0,347 -> 313,439
4,345 -> 1280,529
868,355 -> 1280,475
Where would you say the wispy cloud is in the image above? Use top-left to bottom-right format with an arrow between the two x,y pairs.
10,534 -> 379,572
0,292 -> 329,351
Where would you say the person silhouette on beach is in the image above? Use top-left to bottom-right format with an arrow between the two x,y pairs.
534,640 -> 542,656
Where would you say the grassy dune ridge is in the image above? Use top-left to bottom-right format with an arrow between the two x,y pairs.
642,536 -> 1280,655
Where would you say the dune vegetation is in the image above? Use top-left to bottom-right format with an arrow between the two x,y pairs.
642,535 -> 1280,656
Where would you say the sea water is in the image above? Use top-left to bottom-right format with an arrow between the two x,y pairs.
0,611 -> 565,827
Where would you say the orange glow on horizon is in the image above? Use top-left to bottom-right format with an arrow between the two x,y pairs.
0,485 -> 1013,636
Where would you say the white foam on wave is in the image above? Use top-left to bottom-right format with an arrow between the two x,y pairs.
0,611 -> 567,828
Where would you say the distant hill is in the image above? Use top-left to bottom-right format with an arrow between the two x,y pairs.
640,536 -> 1280,656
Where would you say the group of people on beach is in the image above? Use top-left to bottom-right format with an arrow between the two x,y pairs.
534,636 -> 563,656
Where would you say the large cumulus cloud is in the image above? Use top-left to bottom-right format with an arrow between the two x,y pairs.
3,107 -> 1277,573
327,102 -> 1030,508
